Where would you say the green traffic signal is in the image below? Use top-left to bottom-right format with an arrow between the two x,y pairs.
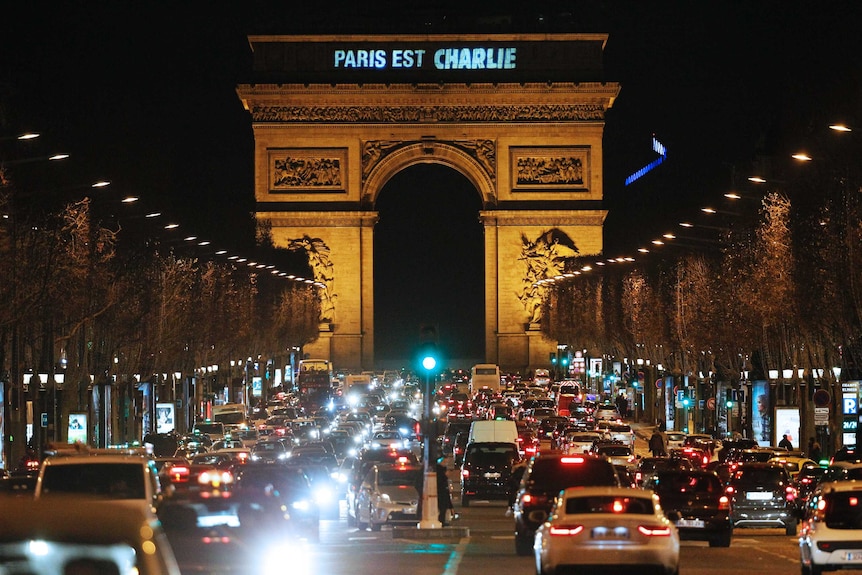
726,400 -> 733,408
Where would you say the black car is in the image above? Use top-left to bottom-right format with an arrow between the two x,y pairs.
460,442 -> 520,507
513,453 -> 619,555
233,463 -> 320,542
441,420 -> 473,456
646,469 -> 732,547
633,456 -> 694,486
727,462 -> 797,535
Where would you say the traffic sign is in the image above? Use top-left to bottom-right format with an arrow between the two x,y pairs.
655,378 -> 662,389
813,389 -> 831,407
814,407 -> 829,425
706,397 -> 716,410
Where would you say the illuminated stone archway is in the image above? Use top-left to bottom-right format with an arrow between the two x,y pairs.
239,34 -> 619,372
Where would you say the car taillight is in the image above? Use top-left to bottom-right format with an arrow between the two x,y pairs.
461,469 -> 470,478
786,486 -> 797,501
170,466 -> 190,482
561,456 -> 584,464
638,525 -> 672,536
549,524 -> 584,536
702,455 -> 710,466
725,485 -> 735,495
202,536 -> 232,544
635,472 -> 643,483
521,493 -> 547,506
718,495 -> 730,510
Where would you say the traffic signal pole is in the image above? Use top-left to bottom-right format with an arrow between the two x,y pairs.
418,354 -> 441,529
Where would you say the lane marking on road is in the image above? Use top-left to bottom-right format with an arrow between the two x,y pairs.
442,538 -> 470,575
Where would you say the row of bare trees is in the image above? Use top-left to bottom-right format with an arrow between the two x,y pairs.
542,182 -> 862,386
0,191 -> 321,450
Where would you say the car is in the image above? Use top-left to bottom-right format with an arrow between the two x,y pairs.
767,455 -> 818,479
634,456 -> 694,487
726,462 -> 798,535
366,429 -> 405,450
35,453 -> 163,508
665,431 -> 687,450
669,446 -> 711,470
285,461 -> 341,520
592,442 -> 637,469
595,406 -> 619,421
452,431 -> 470,466
460,441 -> 521,506
513,453 -> 620,555
355,462 -> 422,531
646,469 -> 732,547
233,463 -> 320,542
0,496 -> 181,575
533,486 -> 680,575
800,481 -> 862,574
211,438 -> 245,451
564,431 -> 603,454
251,440 -> 291,463
607,422 -> 635,447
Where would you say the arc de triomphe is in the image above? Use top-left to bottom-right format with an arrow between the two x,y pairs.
236,34 -> 619,372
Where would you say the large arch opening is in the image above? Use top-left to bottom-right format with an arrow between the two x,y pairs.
374,164 -> 484,368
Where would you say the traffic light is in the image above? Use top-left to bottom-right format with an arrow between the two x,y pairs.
550,353 -> 557,365
682,396 -> 691,408
725,390 -> 733,409
417,341 -> 438,373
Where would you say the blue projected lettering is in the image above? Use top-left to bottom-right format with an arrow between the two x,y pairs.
625,137 -> 668,186
333,47 -> 516,70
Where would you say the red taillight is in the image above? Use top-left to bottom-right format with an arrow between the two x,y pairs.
702,455 -> 710,466
549,524 -> 584,536
526,446 -> 537,455
638,525 -> 672,536
786,486 -> 797,501
202,536 -> 231,544
561,456 -> 584,464
718,495 -> 730,510
725,485 -> 735,495
461,469 -> 470,478
635,472 -> 643,483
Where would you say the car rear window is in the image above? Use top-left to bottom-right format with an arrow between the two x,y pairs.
598,446 -> 632,457
655,472 -> 720,494
565,495 -> 654,515
823,492 -> 862,529
41,463 -> 146,499
731,467 -> 786,485
378,469 -> 421,486
528,457 -> 618,491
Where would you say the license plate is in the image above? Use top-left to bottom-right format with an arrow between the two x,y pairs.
403,507 -> 416,514
591,528 -> 629,540
745,491 -> 773,501
484,472 -> 501,479
677,519 -> 705,528
847,552 -> 862,561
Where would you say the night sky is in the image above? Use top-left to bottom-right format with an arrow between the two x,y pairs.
3,2 -> 861,364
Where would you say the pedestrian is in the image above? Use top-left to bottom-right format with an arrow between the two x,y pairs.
436,458 -> 454,526
778,434 -> 793,451
657,419 -> 666,432
649,430 -> 666,457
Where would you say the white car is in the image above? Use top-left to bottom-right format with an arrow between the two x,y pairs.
355,463 -> 421,531
534,486 -> 680,575
800,481 -> 862,574
595,407 -> 619,421
665,431 -> 686,450
565,431 -> 602,454
608,423 -> 635,447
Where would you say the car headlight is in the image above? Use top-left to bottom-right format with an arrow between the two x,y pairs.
291,499 -> 312,512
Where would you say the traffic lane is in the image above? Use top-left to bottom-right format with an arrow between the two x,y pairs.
327,506 -> 815,575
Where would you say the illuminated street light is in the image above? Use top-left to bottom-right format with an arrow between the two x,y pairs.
792,152 -> 813,162
829,124 -> 852,133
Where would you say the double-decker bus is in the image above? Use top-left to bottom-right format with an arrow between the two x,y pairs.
297,359 -> 335,411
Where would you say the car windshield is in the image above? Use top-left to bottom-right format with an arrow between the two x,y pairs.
565,495 -> 653,515
41,463 -> 146,499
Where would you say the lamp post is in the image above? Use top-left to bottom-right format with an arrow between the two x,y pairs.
418,350 -> 441,529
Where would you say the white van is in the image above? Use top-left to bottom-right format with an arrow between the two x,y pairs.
468,420 -> 518,445
470,364 -> 502,394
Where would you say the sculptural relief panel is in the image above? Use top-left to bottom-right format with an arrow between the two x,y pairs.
510,147 -> 590,191
269,148 -> 347,192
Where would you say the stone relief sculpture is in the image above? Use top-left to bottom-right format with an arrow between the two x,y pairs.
453,139 -> 496,182
274,156 -> 342,188
287,235 -> 336,322
252,104 -> 606,124
516,156 -> 583,186
517,229 -> 579,324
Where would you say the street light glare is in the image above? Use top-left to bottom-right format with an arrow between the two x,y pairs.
701,207 -> 716,214
829,124 -> 852,132
48,153 -> 69,161
792,153 -> 813,161
17,132 -> 40,140
122,196 -> 139,203
91,180 -> 111,188
724,192 -> 741,200
679,222 -> 694,228
748,176 -> 767,183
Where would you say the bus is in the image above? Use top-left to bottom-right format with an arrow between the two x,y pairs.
297,359 -> 335,411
